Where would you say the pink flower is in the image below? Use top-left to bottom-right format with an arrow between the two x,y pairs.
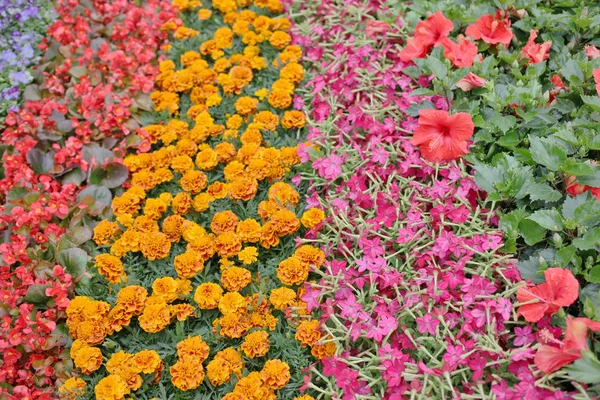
521,30 -> 552,64
586,45 -> 600,59
416,313 -> 440,335
593,68 -> 600,96
456,73 -> 486,91
365,20 -> 390,38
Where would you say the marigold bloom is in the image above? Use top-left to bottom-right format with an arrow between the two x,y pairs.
294,245 -> 325,269
152,277 -> 180,303
138,301 -> 172,333
94,375 -> 130,400
233,372 -> 272,398
193,192 -> 213,212
269,287 -> 296,310
140,232 -> 172,260
240,330 -> 270,358
174,251 -> 204,278
73,345 -> 103,375
300,208 -> 325,229
58,377 -> 86,399
236,219 -> 262,243
281,110 -> 305,129
170,357 -> 205,391
221,266 -> 252,291
206,357 -> 233,386
235,96 -> 259,116
215,231 -> 243,258
410,109 -> 475,163
180,170 -> 209,193
261,359 -> 290,390
134,350 -> 163,374
237,246 -> 258,265
94,254 -> 125,284
218,312 -> 250,338
211,210 -> 240,234
93,220 -> 120,246
194,282 -> 224,309
311,340 -> 336,359
295,319 -> 323,347
177,335 -> 210,362
277,256 -> 309,286
219,291 -> 247,314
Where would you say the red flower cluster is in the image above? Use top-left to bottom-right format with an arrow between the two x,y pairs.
0,0 -> 177,398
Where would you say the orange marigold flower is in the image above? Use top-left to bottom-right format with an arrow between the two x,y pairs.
218,313 -> 250,339
93,220 -> 120,246
174,251 -> 204,279
233,371 -> 273,399
162,214 -> 185,242
215,347 -> 244,377
223,160 -> 246,182
277,256 -> 309,286
198,9 -> 212,20
207,181 -> 231,199
194,283 -> 224,309
188,234 -> 215,260
116,285 -> 147,315
170,304 -> 196,321
301,208 -> 325,229
179,170 -> 208,193
237,246 -> 258,265
94,254 -> 125,284
234,96 -> 259,116
170,357 -> 205,391
281,110 -> 305,129
138,301 -> 172,333
229,177 -> 258,201
172,192 -> 193,215
270,209 -> 300,237
94,375 -> 130,400
261,359 -> 290,390
195,147 -> 220,170
267,89 -> 292,110
206,357 -> 233,386
240,330 -> 270,358
269,287 -> 296,310
268,182 -> 299,206
222,393 -> 248,400
311,340 -> 336,359
133,215 -> 160,233
73,345 -> 103,375
174,26 -> 199,40
58,377 -> 86,399
219,291 -> 247,315
294,245 -> 325,269
236,219 -> 262,243
221,266 -> 252,291
295,320 -> 322,347
193,192 -> 213,212
177,335 -> 210,362
294,396 -> 316,400
140,232 -> 171,260
211,210 -> 240,235
133,350 -> 162,374
280,62 -> 304,83
253,110 -> 279,131
215,231 -> 243,258
280,146 -> 300,166
259,221 -> 280,249
215,142 -> 237,163
105,304 -> 133,334
226,114 -> 244,130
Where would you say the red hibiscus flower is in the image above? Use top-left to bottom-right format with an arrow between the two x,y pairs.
440,36 -> 478,68
465,13 -> 514,46
517,268 -> 579,323
535,316 -> 600,374
593,68 -> 600,96
521,30 -> 552,65
456,73 -> 486,91
399,11 -> 453,62
410,109 -> 475,163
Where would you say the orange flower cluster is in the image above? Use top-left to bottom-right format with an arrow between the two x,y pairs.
63,0 -> 331,397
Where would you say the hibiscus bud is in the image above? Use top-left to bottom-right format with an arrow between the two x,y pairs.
456,73 -> 486,91
512,9 -> 526,20
552,233 -> 562,247
585,45 -> 600,59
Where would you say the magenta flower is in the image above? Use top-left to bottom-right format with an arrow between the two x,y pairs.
416,313 -> 440,335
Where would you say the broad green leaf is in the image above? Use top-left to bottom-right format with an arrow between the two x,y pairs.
582,95 -> 600,112
428,57 -> 447,80
24,284 -> 51,304
526,183 -> 562,202
58,248 -> 88,278
492,115 -> 516,134
519,219 -> 547,245
26,149 -> 55,174
562,159 -> 595,176
565,351 -> 600,384
562,59 -> 584,84
573,227 -> 600,250
473,164 -> 502,194
529,137 -> 567,171
517,253 -> 546,284
555,245 -> 576,267
526,209 -> 563,231
588,265 -> 600,284
562,193 -> 592,219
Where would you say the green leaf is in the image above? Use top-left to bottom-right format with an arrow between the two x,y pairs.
562,59 -> 584,84
562,193 -> 593,219
499,209 -> 526,232
529,137 -> 567,171
100,162 -> 129,189
562,159 -> 595,176
582,95 -> 600,112
555,245 -> 576,267
565,351 -> 600,384
588,265 -> 600,284
24,284 -> 51,304
58,248 -> 88,278
473,163 -> 502,194
519,219 -> 547,245
526,209 -> 564,231
517,253 -> 546,284
573,227 -> 600,250
526,183 -> 562,202
428,57 -> 448,80
26,149 -> 55,174
77,185 -> 112,212
492,115 -> 516,134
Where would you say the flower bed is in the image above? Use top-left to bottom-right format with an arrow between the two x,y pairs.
59,1 -> 325,399
0,0 -> 176,398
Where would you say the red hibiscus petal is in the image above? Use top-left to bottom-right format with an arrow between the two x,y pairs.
534,345 -> 581,374
544,267 -> 579,307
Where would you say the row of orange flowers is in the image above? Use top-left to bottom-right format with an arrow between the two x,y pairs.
58,0 -> 329,399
